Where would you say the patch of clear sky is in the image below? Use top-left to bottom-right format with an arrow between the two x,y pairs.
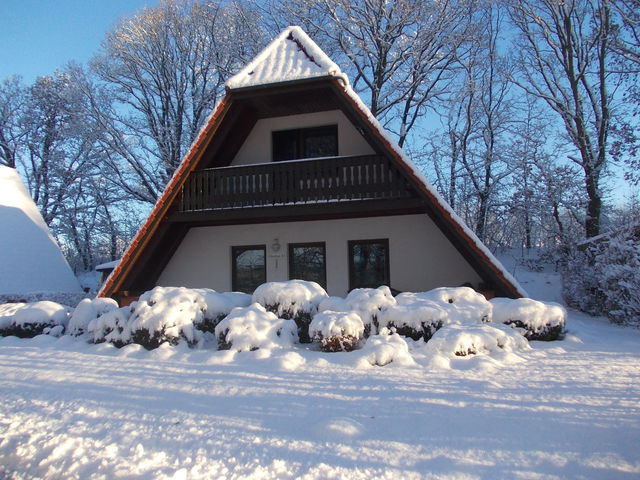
0,0 -> 155,82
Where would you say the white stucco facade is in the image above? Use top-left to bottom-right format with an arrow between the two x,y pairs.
231,110 -> 375,166
157,214 -> 482,296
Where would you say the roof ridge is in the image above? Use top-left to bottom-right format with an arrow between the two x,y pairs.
226,26 -> 347,90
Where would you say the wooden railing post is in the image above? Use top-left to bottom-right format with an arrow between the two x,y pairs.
178,155 -> 411,212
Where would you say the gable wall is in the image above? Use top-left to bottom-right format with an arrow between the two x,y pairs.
156,214 -> 482,296
231,110 -> 375,166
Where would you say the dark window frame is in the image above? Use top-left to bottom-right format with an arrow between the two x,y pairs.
231,244 -> 267,293
272,125 -> 338,162
348,238 -> 390,291
288,241 -> 327,289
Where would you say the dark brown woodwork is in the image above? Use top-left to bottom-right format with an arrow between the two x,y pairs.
170,198 -> 425,226
178,155 -> 413,213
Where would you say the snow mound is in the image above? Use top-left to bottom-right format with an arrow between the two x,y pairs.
319,286 -> 396,336
309,311 -> 365,352
0,300 -> 71,337
67,297 -> 119,336
0,166 -> 82,295
357,329 -> 417,367
425,323 -> 530,363
214,303 -> 297,352
491,297 -> 566,341
398,287 -> 492,324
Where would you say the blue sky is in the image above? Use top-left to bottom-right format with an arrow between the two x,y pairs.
0,0 -> 156,82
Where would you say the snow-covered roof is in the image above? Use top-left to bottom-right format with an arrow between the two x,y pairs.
226,26 -> 347,90
0,166 -> 82,295
95,259 -> 120,272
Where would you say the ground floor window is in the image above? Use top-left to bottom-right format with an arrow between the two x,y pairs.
348,239 -> 390,290
232,245 -> 266,293
289,242 -> 326,289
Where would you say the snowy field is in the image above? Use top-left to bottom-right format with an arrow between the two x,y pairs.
1,260 -> 640,479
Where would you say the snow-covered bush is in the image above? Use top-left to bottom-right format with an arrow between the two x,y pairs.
214,303 -> 297,351
0,301 -> 71,337
402,287 -> 492,324
309,311 -> 365,352
88,287 -> 207,349
192,289 -> 251,333
425,323 -> 529,358
67,297 -> 119,336
253,280 -> 328,343
491,297 -> 566,341
357,328 -> 416,367
563,226 -> 640,327
379,298 -> 447,341
87,307 -> 131,347
319,286 -> 396,336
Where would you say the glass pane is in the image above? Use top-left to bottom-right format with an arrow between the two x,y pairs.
233,247 -> 265,293
273,130 -> 298,161
290,245 -> 326,288
303,131 -> 337,158
351,242 -> 388,289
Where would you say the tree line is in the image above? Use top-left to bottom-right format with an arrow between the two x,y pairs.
0,0 -> 638,273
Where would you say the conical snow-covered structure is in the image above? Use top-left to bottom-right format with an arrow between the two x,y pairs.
0,166 -> 82,296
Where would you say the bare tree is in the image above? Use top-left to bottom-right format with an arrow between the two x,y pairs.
89,0 -> 263,203
0,77 -> 26,168
609,0 -> 640,184
261,0 -> 478,146
507,0 -> 616,238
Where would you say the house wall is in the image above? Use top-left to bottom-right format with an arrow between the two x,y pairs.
156,214 -> 482,296
231,110 -> 375,166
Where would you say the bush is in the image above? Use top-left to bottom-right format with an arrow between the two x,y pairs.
67,298 -> 119,336
309,311 -> 365,352
563,226 -> 640,327
214,303 -> 297,351
87,287 -> 207,349
87,307 -> 131,347
253,280 -> 328,343
356,328 -> 416,367
379,299 -> 447,341
192,289 -> 251,334
425,323 -> 529,358
0,301 -> 71,338
400,287 -> 492,324
319,286 -> 396,337
491,297 -> 566,341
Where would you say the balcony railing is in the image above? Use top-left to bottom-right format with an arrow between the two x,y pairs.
178,154 -> 413,212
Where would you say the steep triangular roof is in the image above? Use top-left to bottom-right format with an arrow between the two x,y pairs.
100,27 -> 525,300
0,166 -> 82,295
226,26 -> 347,90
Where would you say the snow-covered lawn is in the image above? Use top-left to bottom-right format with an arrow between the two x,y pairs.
1,310 -> 639,479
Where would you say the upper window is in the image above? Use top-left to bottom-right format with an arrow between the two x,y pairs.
348,239 -> 390,290
272,125 -> 338,162
289,242 -> 327,289
232,245 -> 266,293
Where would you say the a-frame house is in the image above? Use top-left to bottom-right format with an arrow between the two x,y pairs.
100,27 -> 524,304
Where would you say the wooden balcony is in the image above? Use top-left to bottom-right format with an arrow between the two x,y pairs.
177,155 -> 414,213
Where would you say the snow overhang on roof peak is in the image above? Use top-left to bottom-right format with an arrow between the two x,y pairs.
226,26 -> 348,90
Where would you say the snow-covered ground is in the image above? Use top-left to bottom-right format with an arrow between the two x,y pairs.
1,255 -> 639,479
